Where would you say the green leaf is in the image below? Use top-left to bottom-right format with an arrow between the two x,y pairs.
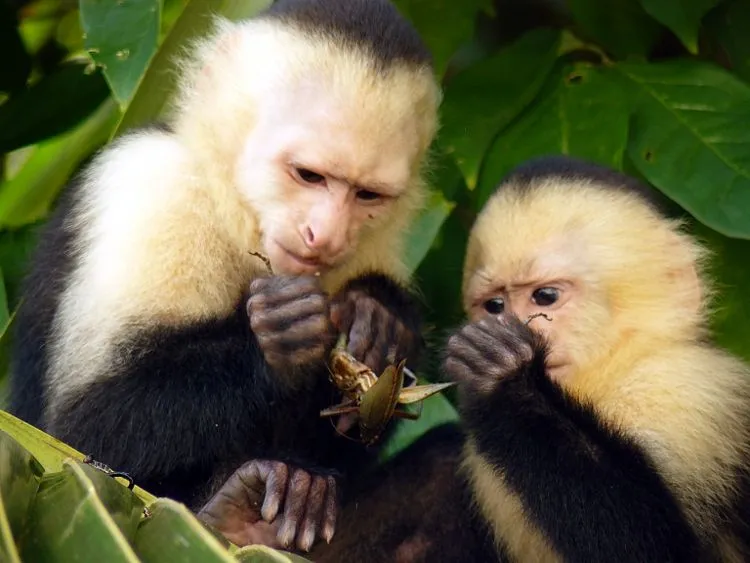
477,62 -> 630,206
438,28 -> 561,189
378,388 -> 458,462
567,0 -> 662,59
393,0 -> 493,77
0,272 -> 8,340
18,461 -> 140,562
619,60 -> 750,239
134,498 -> 236,563
115,0 -> 272,135
639,0 -> 719,54
0,224 -> 41,309
80,0 -> 161,107
0,410 -> 157,505
0,97 -> 119,229
0,1 -> 31,95
705,0 -> 750,84
404,190 -> 455,274
0,63 -> 110,153
235,545 -> 313,562
0,431 -> 44,562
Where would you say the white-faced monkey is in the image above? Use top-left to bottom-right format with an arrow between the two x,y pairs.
304,156 -> 750,562
8,0 -> 441,552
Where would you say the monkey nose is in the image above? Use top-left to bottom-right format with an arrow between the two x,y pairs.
303,226 -> 346,258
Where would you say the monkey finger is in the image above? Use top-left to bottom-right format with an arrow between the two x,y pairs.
277,469 -> 312,548
251,295 -> 330,335
346,302 -> 378,364
259,462 -> 289,523
321,476 -> 338,544
248,276 -> 321,309
297,475 -> 328,552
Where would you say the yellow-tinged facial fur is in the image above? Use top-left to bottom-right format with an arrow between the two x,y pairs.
462,177 -> 710,382
170,17 -> 441,287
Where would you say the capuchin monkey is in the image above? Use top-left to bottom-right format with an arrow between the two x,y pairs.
9,0 -> 441,552
208,155 -> 750,561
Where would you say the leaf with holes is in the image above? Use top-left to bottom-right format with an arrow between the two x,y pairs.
80,0 -> 161,107
639,0 -> 720,54
476,63 -> 630,207
620,60 -> 750,239
438,28 -> 561,190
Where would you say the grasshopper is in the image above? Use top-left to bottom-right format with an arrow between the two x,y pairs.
320,335 -> 456,445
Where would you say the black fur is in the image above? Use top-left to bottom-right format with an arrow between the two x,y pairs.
460,340 -> 709,563
265,0 -> 432,69
8,147 -> 426,510
500,154 -> 670,215
310,423 -> 501,563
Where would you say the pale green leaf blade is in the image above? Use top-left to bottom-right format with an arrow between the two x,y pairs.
80,0 -> 161,107
135,498 -> 236,562
477,63 -> 630,206
18,461 -> 140,562
438,28 -> 561,189
393,0 -> 492,77
620,60 -> 750,239
0,98 -> 120,229
0,411 -> 157,505
0,431 -> 44,562
639,0 -> 719,54
115,0 -> 272,135
404,190 -> 455,274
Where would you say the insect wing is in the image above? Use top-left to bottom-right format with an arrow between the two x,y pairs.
358,359 -> 406,444
397,382 -> 457,405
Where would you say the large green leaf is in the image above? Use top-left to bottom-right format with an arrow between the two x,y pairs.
135,498 -> 236,563
115,0 -> 272,135
704,0 -> 750,84
639,0 -> 719,54
80,0 -> 161,107
393,0 -> 493,78
438,28 -> 561,189
18,461 -> 140,562
404,190 -> 455,274
476,62 -> 630,206
0,431 -> 44,563
567,0 -> 662,59
0,63 -> 111,153
0,97 -> 119,229
620,60 -> 750,239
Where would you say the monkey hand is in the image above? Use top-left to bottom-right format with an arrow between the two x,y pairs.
330,282 -> 421,374
197,460 -> 338,553
443,315 -> 536,395
247,276 -> 336,372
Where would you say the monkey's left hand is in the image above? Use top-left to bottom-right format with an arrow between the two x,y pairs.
330,287 -> 420,374
197,460 -> 337,553
443,315 -> 536,395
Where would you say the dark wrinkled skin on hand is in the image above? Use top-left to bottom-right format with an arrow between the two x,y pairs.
443,315 -> 535,396
247,276 -> 336,373
197,460 -> 338,553
331,289 -> 420,375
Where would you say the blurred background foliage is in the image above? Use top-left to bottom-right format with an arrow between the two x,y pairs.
2,0 -> 750,415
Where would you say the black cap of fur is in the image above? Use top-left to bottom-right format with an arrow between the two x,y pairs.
265,0 -> 432,69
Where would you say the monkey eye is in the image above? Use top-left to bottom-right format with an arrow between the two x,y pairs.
356,189 -> 381,202
483,297 -> 504,315
531,287 -> 559,306
296,167 -> 325,184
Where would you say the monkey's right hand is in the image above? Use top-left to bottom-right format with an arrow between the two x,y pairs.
443,315 -> 536,395
247,276 -> 336,371
197,460 -> 338,553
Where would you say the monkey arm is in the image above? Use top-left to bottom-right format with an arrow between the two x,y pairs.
48,302 -> 342,509
460,349 -> 705,563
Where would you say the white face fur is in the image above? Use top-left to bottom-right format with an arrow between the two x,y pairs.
235,87 -> 420,276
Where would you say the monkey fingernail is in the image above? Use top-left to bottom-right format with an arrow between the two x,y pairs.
322,523 -> 335,544
277,520 -> 297,548
298,525 -> 316,552
261,496 -> 280,522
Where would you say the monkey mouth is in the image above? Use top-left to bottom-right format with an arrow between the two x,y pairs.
272,240 -> 330,274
